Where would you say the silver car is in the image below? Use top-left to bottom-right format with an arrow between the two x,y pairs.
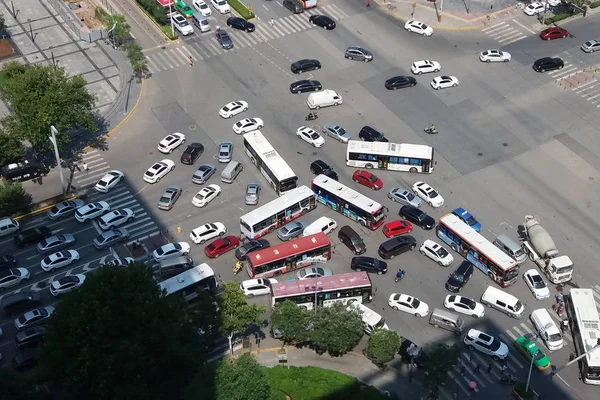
93,228 -> 129,249
14,306 -> 55,331
581,39 -> 600,53
218,142 -> 233,163
296,267 -> 333,280
344,46 -> 373,62
192,164 -> 216,184
277,220 -> 308,241
46,199 -> 85,220
323,123 -> 351,143
245,182 -> 261,205
388,187 -> 422,208
37,234 -> 76,254
157,186 -> 182,211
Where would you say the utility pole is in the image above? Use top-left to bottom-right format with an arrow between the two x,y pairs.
439,0 -> 444,22
49,126 -> 66,195
525,333 -> 538,392
542,0 -> 550,25
553,339 -> 600,376
168,2 -> 175,37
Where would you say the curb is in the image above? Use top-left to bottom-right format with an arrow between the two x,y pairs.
14,194 -> 79,220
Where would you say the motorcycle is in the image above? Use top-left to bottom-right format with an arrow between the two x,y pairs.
424,127 -> 438,135
305,112 -> 318,121
500,374 -> 517,385
553,301 -> 565,316
394,269 -> 406,283
561,319 -> 569,333
233,261 -> 243,275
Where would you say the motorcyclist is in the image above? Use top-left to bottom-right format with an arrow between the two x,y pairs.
395,269 -> 405,282
561,319 -> 569,332
306,111 -> 317,120
428,124 -> 436,132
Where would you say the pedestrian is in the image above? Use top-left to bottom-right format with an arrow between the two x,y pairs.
270,17 -> 274,27
467,355 -> 473,366
475,364 -> 480,373
487,363 -> 492,374
189,56 -> 193,67
82,162 -> 89,172
239,233 -> 246,244
366,0 -> 371,6
459,365 -> 466,376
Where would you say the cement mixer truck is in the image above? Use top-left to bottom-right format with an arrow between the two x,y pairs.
521,215 -> 573,285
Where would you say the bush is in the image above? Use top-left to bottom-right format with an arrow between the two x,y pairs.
160,25 -> 179,40
227,0 -> 255,20
135,0 -> 168,25
0,181 -> 31,217
590,0 -> 600,8
95,7 -> 109,23
512,382 -> 535,400
365,329 -> 401,368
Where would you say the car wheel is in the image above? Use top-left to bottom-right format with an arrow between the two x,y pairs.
504,59 -> 509,62
248,293 -> 254,298
377,271 -> 382,275
409,167 -> 418,173
546,37 -> 550,41
415,312 -> 422,317
412,83 -> 416,87
392,306 -> 399,311
419,249 -> 425,255
434,68 -> 440,72
493,355 -> 500,361
316,65 -> 321,70
364,58 -> 369,62
435,86 -> 440,90
468,345 -> 475,351
312,142 -> 317,147
411,245 -> 416,250
453,83 -> 458,87
215,253 -> 220,258
473,314 -> 479,318
345,55 -> 349,59
365,163 -> 373,169
355,268 -> 362,272
371,186 -> 376,190
540,68 -> 545,72
393,87 -> 398,91
417,71 -> 423,75
559,65 -> 563,69
168,149 -> 173,154
200,239 -> 206,244
295,90 -> 300,94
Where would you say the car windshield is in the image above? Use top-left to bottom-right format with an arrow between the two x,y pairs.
548,332 -> 562,342
436,247 -> 449,258
97,180 -> 107,187
532,276 -> 545,288
368,175 -> 378,182
459,297 -> 475,309
416,212 -> 426,221
532,348 -> 545,360
489,340 -> 501,351
421,23 -> 429,29
451,272 -> 464,283
410,298 -> 421,308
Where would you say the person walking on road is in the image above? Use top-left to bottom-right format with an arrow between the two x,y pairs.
189,56 -> 193,67
459,365 -> 466,376
487,363 -> 492,374
366,0 -> 371,6
270,17 -> 275,27
475,364 -> 481,374
82,162 -> 89,172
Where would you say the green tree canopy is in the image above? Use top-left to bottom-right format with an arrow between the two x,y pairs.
310,302 -> 364,356
365,328 -> 401,368
105,13 -> 131,44
423,343 -> 461,397
188,288 -> 222,353
0,180 -> 30,217
0,368 -> 46,400
0,129 -> 24,164
38,263 -> 201,400
270,299 -> 312,345
124,42 -> 148,77
0,62 -> 97,152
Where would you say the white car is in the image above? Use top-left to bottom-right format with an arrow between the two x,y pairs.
74,201 -> 110,223
98,208 -> 135,230
0,268 -> 30,290
233,117 -> 264,134
49,274 -> 86,297
296,267 -> 333,280
444,295 -> 485,318
404,20 -> 433,36
103,257 -> 135,267
412,181 -> 444,207
190,222 -> 226,244
239,278 -> 277,297
419,240 -> 453,266
158,132 -> 186,154
296,126 -> 325,147
193,0 -> 211,15
211,0 -> 230,13
388,293 -> 430,317
143,159 -> 175,184
40,250 -> 80,272
171,13 -> 194,36
411,60 -> 441,75
463,329 -> 509,360
95,170 -> 124,193
152,242 -> 191,261
192,184 -> 221,208
524,269 -> 550,300
479,49 -> 511,63
431,76 -> 459,90
524,2 -> 546,15
219,101 -> 248,118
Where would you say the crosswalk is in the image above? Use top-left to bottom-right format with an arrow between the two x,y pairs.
549,63 -> 600,108
481,20 -> 532,46
144,4 -> 348,74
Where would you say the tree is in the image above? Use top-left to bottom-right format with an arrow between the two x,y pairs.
0,180 -> 30,216
423,343 -> 461,398
270,300 -> 312,346
105,13 -> 131,46
219,281 -> 266,353
188,288 -> 222,354
0,62 -> 97,153
365,329 -> 401,368
124,42 -> 148,77
0,13 -> 5,32
309,302 -> 364,356
0,369 -> 46,400
37,264 -> 202,400
0,129 -> 24,164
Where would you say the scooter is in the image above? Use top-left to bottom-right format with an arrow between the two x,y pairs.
561,319 -> 569,333
394,269 -> 406,283
233,261 -> 243,275
500,374 -> 517,385
424,127 -> 438,135
305,112 -> 318,121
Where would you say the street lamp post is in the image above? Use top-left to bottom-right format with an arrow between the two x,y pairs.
49,125 -> 66,195
168,2 -> 175,37
542,0 -> 550,25
312,285 -> 322,313
553,338 -> 600,376
525,333 -> 538,392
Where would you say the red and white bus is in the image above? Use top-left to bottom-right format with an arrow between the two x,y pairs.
243,233 -> 331,278
271,271 -> 373,310
437,213 -> 519,287
239,185 -> 317,240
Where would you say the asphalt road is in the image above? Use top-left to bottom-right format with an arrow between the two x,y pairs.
9,2 -> 600,398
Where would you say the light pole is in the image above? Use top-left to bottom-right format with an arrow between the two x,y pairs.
525,333 -> 538,392
168,2 -> 175,37
49,126 -> 66,195
552,338 -> 600,376
542,0 -> 550,25
312,284 -> 322,313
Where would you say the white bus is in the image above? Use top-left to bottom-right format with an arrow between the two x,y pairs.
158,263 -> 218,302
243,131 -> 298,195
566,288 -> 600,385
346,140 -> 434,173
271,272 -> 373,310
239,185 -> 317,240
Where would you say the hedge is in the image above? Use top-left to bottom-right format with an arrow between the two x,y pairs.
544,11 -> 579,24
591,0 -> 600,8
227,0 -> 255,20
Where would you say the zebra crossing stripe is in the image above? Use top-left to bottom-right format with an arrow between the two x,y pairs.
269,22 -> 287,37
291,15 -> 312,29
277,17 -> 298,33
256,24 -> 275,40
230,31 -> 249,48
186,46 -> 204,61
175,47 -> 192,63
326,4 -> 348,19
482,21 -> 508,32
205,40 -> 222,55
146,56 -> 159,73
191,42 -> 211,59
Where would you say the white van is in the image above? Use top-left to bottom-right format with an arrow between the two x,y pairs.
349,302 -> 388,335
303,216 -> 337,237
530,308 -> 564,351
191,12 -> 211,32
307,90 -> 343,110
0,218 -> 20,238
481,286 -> 525,319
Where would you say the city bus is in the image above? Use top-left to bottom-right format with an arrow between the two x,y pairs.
437,214 -> 519,287
566,288 -> 600,385
243,131 -> 298,195
158,263 -> 218,302
271,272 -> 373,310
239,185 -> 317,240
346,140 -> 434,174
310,174 -> 386,230
243,233 -> 331,278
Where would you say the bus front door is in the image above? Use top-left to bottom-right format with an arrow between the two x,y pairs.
378,157 -> 389,169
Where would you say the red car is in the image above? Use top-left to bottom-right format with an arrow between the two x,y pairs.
204,235 -> 240,258
382,220 -> 413,238
539,27 -> 569,41
352,170 -> 383,190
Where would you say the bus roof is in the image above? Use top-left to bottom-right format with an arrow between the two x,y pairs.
569,288 -> 600,364
158,263 -> 215,295
243,131 -> 296,181
247,233 -> 330,266
272,271 -> 371,298
312,174 -> 383,215
347,140 -> 433,159
439,214 -> 516,271
240,185 -> 315,226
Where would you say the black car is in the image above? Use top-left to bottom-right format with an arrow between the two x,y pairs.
445,261 -> 474,292
399,338 -> 428,369
385,76 -> 417,90
310,160 -> 338,180
398,205 -> 435,230
14,227 -> 52,248
12,349 -> 38,372
0,254 -> 17,270
227,17 -> 255,32
235,239 -> 270,261
350,256 -> 388,275
216,29 -> 233,50
359,126 -> 388,142
14,327 -> 48,349
309,15 -> 336,30
289,79 -> 322,94
533,57 -> 564,72
291,59 -> 321,74
378,236 -> 417,259
181,142 -> 204,165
